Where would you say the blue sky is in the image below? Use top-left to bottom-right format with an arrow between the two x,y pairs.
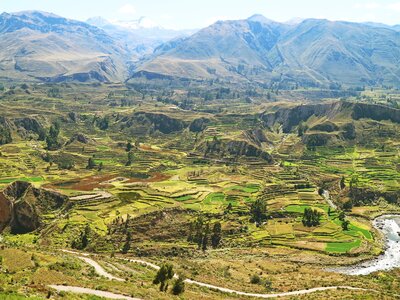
1,0 -> 400,29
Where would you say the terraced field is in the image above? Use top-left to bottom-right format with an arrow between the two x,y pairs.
0,84 -> 399,299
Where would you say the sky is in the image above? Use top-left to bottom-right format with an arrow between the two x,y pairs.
1,0 -> 400,29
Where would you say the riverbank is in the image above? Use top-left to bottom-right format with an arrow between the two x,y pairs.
332,215 -> 400,275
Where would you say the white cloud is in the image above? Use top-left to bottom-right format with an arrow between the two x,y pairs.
118,4 -> 136,15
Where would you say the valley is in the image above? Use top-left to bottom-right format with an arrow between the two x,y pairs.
0,82 -> 399,299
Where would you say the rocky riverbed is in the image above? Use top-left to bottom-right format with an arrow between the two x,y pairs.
334,215 -> 400,275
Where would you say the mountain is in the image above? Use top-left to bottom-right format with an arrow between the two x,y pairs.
0,11 -> 129,82
86,17 -> 196,60
134,15 -> 400,87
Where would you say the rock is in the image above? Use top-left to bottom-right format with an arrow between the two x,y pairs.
0,181 -> 68,234
67,133 -> 92,145
189,117 -> 210,132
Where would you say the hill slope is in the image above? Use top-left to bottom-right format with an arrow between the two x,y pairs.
135,15 -> 400,87
0,11 -> 129,82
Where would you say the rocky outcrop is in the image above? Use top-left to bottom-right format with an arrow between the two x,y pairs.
261,101 -> 400,133
200,138 -> 273,162
189,117 -> 211,133
14,117 -> 46,140
0,116 -> 13,145
0,181 -> 68,234
352,103 -> 400,123
66,133 -> 92,145
120,112 -> 188,134
242,129 -> 269,147
310,121 -> 339,132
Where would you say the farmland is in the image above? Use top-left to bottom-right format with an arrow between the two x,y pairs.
0,83 -> 399,299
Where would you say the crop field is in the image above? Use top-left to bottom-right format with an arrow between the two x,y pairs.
0,84 -> 399,299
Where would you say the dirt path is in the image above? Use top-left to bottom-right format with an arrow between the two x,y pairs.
62,250 -> 124,281
321,190 -> 337,210
60,250 -> 376,299
49,285 -> 141,300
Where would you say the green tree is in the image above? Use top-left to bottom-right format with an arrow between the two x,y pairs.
86,157 -> 96,169
342,219 -> 350,231
126,141 -> 133,152
126,151 -> 134,166
297,121 -> 308,137
172,275 -> 185,295
0,126 -> 12,145
338,211 -> 346,221
250,199 -> 267,225
46,122 -> 61,150
153,263 -> 174,292
349,174 -> 359,189
211,222 -> 222,248
302,208 -> 321,227
343,200 -> 353,211
340,176 -> 346,190
201,223 -> 210,251
121,231 -> 132,254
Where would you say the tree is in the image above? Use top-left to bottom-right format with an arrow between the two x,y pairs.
121,231 -> 132,254
342,219 -> 350,231
0,126 -> 12,145
153,263 -> 174,291
126,141 -> 133,152
250,199 -> 267,225
86,157 -> 96,169
193,216 -> 204,249
349,174 -> 359,189
338,211 -> 346,221
340,176 -> 346,190
343,200 -> 353,211
201,224 -> 210,251
72,223 -> 91,250
211,222 -> 222,248
172,275 -> 185,295
46,122 -> 61,150
302,208 -> 321,227
297,121 -> 308,137
126,151 -> 134,166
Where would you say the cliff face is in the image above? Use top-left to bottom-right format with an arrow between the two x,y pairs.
260,101 -> 400,133
0,181 -> 68,234
200,138 -> 273,162
120,112 -> 188,134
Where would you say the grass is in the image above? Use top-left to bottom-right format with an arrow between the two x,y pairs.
325,239 -> 362,253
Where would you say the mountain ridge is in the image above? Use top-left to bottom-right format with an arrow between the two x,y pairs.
134,15 -> 400,87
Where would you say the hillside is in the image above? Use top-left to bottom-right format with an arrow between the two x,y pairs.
0,11 -> 129,82
135,15 -> 400,87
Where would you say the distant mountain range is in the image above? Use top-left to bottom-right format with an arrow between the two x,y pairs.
86,16 -> 196,60
0,11 -> 129,82
135,14 -> 400,87
1,11 -> 400,87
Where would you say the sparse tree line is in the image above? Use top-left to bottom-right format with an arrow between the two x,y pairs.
187,216 -> 222,250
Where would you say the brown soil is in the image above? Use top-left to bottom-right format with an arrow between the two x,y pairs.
45,172 -> 170,191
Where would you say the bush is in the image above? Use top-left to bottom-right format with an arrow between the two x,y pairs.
172,275 -> 185,295
250,274 -> 262,284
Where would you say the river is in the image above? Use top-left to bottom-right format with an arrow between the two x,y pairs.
334,215 -> 400,276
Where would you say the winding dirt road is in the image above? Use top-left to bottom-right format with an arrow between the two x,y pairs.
54,250 -> 377,299
49,285 -> 141,300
